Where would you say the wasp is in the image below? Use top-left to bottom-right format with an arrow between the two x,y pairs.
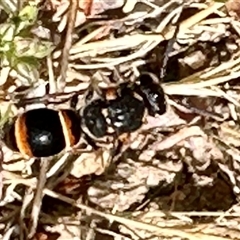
0,72 -> 166,158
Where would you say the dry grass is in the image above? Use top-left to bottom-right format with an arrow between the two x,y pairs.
1,0 -> 240,239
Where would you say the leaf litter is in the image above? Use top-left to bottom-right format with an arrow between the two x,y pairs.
1,0 -> 240,239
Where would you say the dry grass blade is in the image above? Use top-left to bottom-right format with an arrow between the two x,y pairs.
69,1 -> 224,60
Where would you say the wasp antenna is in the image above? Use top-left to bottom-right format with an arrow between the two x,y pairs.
70,94 -> 79,109
85,86 -> 94,104
160,24 -> 179,80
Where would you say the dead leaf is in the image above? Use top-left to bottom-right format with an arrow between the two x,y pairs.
226,0 -> 240,19
85,0 -> 125,16
79,0 -> 93,16
71,149 -> 111,178
150,126 -> 206,151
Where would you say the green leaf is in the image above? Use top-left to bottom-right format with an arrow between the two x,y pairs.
15,61 -> 39,84
0,23 -> 15,42
16,4 -> 38,33
0,0 -> 18,14
14,37 -> 54,58
0,103 -> 14,129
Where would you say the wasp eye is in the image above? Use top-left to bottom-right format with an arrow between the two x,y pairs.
138,73 -> 166,116
139,73 -> 152,85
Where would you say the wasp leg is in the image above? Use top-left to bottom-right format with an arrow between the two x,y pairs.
82,133 -> 99,150
70,93 -> 79,109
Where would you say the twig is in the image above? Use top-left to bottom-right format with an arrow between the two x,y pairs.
58,0 -> 78,91
28,158 -> 50,238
